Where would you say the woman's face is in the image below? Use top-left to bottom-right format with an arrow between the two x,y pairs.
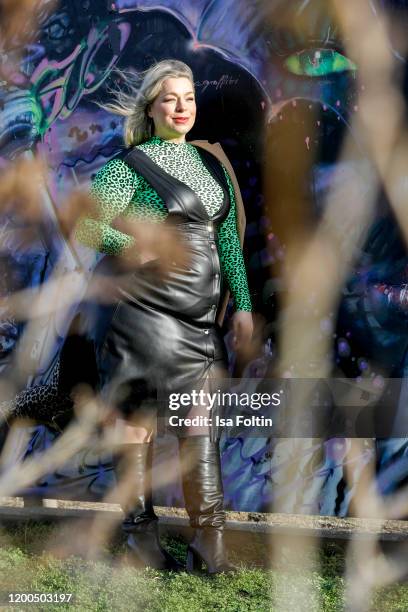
148,77 -> 196,142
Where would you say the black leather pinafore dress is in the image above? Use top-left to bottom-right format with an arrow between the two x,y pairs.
98,146 -> 231,416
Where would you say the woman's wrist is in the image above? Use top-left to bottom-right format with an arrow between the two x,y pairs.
231,310 -> 253,351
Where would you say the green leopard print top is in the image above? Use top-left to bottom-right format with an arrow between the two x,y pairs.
76,136 -> 252,311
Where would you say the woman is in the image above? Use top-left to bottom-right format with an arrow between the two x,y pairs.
76,59 -> 253,573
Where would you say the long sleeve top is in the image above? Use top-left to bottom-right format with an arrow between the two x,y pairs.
76,136 -> 252,311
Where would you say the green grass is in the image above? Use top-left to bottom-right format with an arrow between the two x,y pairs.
0,523 -> 407,611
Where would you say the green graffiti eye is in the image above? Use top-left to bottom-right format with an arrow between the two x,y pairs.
285,49 -> 357,77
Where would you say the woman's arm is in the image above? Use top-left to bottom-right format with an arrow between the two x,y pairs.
76,158 -> 138,255
217,167 -> 252,312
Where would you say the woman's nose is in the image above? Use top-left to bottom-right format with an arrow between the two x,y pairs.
175,98 -> 187,111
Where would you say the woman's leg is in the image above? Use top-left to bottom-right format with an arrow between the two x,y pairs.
113,413 -> 182,570
178,368 -> 235,574
115,418 -> 154,444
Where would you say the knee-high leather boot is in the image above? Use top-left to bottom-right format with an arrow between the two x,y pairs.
178,436 -> 236,574
113,443 -> 182,571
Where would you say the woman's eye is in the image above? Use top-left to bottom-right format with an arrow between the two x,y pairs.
284,49 -> 357,77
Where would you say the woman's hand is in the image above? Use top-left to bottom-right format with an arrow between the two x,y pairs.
232,310 -> 253,352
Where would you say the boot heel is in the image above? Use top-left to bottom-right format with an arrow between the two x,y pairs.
186,547 -> 202,573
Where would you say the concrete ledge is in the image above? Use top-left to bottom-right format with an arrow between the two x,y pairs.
1,498 -> 408,540
0,499 -> 407,568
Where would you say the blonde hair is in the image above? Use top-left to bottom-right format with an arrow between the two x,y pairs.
102,59 -> 194,147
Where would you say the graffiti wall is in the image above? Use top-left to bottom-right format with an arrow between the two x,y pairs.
0,0 -> 407,515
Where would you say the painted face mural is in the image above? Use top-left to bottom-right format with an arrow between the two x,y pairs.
0,0 -> 407,515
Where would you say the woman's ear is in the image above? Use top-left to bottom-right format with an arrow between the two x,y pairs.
147,105 -> 152,118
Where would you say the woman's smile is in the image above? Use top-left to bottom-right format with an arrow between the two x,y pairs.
148,76 -> 197,142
